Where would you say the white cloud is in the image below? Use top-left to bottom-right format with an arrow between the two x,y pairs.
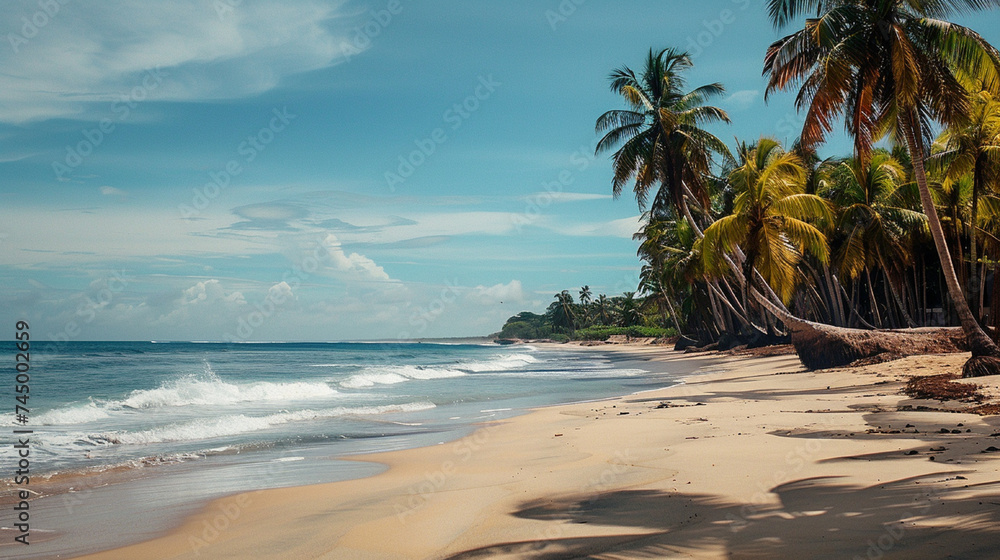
179,279 -> 246,306
321,234 -> 394,283
467,280 -> 524,305
267,281 -> 295,303
551,215 -> 644,239
100,186 -> 127,196
724,89 -> 760,112
0,0 -> 356,123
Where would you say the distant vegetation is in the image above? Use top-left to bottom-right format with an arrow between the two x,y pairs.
496,287 -> 677,342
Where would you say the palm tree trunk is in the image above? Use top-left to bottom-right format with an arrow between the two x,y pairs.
708,281 -> 753,328
886,274 -> 917,328
980,261 -> 988,319
661,289 -> 684,335
902,109 -> 1000,359
992,254 -> 1000,341
824,266 -> 847,327
865,269 -> 883,327
971,158 -> 984,320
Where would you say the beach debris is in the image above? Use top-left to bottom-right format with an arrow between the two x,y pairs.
983,446 -> 999,453
656,401 -> 704,409
905,450 -> 919,455
903,374 -> 983,402
554,434 -> 563,437
618,411 -> 629,415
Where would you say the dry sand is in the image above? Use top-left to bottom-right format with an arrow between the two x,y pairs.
76,346 -> 1000,559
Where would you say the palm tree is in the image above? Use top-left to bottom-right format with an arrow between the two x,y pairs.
596,48 -> 731,223
639,264 -> 684,333
702,138 -> 832,305
823,151 -> 927,327
578,285 -> 593,306
931,91 -> 1000,317
549,291 -> 577,334
763,0 -> 1000,363
595,294 -> 613,326
619,292 -> 643,327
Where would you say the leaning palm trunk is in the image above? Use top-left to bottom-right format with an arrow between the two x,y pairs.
902,110 -> 1000,377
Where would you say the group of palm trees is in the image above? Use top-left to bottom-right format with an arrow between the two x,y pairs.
598,0 -> 1000,371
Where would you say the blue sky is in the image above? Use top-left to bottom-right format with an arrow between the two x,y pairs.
2,0 -> 997,341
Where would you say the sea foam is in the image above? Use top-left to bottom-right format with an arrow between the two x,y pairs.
94,402 -> 437,445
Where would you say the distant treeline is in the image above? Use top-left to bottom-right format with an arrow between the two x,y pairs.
496,287 -> 676,342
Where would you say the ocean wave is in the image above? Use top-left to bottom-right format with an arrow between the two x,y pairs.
35,402 -> 112,425
33,366 -> 339,425
92,402 -> 436,445
118,374 -> 337,409
339,365 -> 465,389
455,353 -> 539,372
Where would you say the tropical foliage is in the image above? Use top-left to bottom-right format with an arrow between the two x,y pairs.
497,291 -> 677,341
499,2 -> 1000,361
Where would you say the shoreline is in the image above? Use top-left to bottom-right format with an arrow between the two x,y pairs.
9,342 -> 697,559
70,345 -> 1000,558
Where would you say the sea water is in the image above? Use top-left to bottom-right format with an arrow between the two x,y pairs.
3,341 -> 680,558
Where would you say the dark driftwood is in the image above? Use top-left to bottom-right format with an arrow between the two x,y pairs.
788,322 -> 968,370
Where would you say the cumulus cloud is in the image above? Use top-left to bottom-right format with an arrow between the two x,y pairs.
0,0 -> 356,123
179,279 -> 246,306
267,281 -> 295,303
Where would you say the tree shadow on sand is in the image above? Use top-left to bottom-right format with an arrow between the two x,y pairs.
442,475 -> 1000,559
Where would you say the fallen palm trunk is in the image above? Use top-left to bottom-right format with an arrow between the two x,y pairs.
788,322 -> 968,370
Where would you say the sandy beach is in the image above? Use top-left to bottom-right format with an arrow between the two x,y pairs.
72,344 -> 1000,559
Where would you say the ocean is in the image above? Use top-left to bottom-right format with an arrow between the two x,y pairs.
4,341 -> 684,558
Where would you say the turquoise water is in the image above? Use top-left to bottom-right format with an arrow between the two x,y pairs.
20,341 -> 674,476
5,341 -> 683,558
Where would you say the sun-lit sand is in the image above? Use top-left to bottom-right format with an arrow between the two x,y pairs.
75,345 -> 1000,559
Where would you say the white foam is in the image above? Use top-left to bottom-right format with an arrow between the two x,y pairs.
456,353 -> 539,372
31,367 -> 340,426
119,373 -> 337,409
340,372 -> 409,389
94,402 -> 436,445
339,365 -> 465,388
35,402 -> 112,425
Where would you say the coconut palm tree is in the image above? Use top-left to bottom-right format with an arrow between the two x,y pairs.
549,291 -> 577,334
822,151 -> 927,326
596,48 -> 732,222
618,292 -> 643,327
931,90 -> 1000,317
595,294 -> 613,326
702,138 -> 833,305
763,0 -> 1000,365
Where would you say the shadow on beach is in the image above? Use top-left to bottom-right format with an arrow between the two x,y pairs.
443,475 -> 1000,559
